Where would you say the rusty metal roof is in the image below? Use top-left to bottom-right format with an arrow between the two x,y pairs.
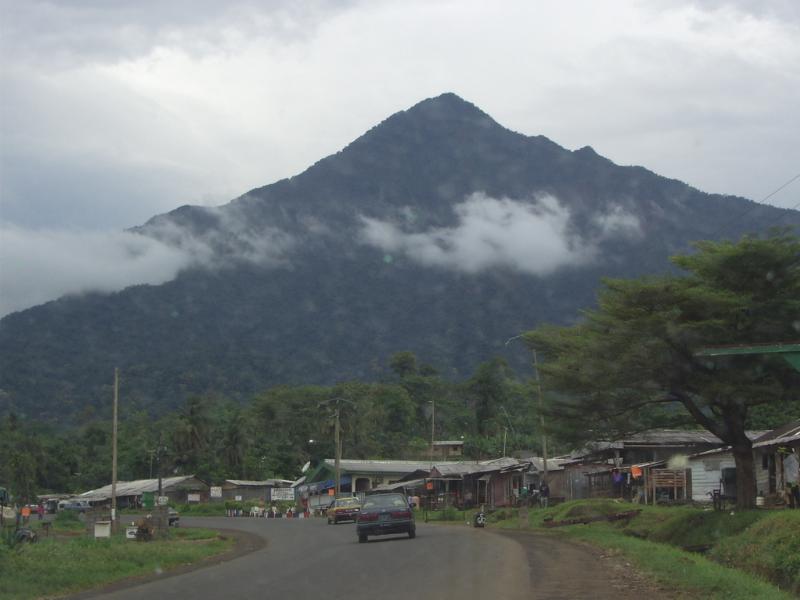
224,479 -> 293,487
753,419 -> 800,448
78,475 -> 205,501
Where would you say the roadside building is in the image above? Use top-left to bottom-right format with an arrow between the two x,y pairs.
77,475 -> 209,508
429,457 -> 530,509
220,479 -> 294,502
574,430 -> 727,467
683,429 -> 772,503
753,419 -> 800,502
562,429 -> 760,502
300,459 -> 434,511
521,457 -> 569,499
432,440 -> 464,460
688,448 -> 737,502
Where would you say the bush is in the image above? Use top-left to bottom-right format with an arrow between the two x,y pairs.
174,503 -> 225,516
50,510 -> 84,532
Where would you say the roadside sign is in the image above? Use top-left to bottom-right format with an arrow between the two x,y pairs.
125,526 -> 138,539
158,495 -> 169,506
271,488 -> 295,501
210,486 -> 222,498
142,492 -> 154,508
187,493 -> 200,503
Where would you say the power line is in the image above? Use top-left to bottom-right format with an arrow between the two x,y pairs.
711,172 -> 800,237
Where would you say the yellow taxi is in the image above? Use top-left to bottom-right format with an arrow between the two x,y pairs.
326,496 -> 361,524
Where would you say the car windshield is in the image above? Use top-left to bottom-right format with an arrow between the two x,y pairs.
362,495 -> 407,509
335,498 -> 358,507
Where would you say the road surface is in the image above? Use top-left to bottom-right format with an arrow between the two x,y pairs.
73,516 -> 670,600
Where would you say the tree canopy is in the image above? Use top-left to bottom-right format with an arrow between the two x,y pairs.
526,232 -> 800,508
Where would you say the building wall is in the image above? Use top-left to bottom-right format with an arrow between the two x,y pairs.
489,473 -> 512,507
689,455 -> 736,502
221,486 -> 268,502
562,464 -> 609,500
756,450 -> 772,495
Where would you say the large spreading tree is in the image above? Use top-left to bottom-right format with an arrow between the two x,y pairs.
526,232 -> 800,508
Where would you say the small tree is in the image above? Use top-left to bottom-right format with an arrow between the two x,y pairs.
527,232 -> 800,508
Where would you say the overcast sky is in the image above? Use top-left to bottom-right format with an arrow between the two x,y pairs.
1,0 -> 799,315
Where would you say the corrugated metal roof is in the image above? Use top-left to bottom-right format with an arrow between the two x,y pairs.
526,457 -> 567,472
224,479 -> 293,487
432,457 -> 527,477
572,429 -> 767,458
432,441 -> 464,446
753,420 -> 800,448
78,475 -> 203,500
323,459 -> 435,474
371,478 -> 427,492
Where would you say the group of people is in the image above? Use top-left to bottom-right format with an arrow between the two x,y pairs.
517,481 -> 550,508
18,503 -> 45,524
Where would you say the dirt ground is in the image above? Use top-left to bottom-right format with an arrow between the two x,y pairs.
496,529 -> 681,600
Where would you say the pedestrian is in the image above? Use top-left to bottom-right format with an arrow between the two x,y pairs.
37,504 -> 44,520
612,469 -> 624,497
539,481 -> 550,509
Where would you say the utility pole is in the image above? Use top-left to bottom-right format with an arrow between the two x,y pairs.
111,368 -> 119,530
505,335 -> 549,482
334,406 -> 341,498
157,431 -> 164,501
502,427 -> 508,457
429,400 -> 435,467
532,349 -> 549,482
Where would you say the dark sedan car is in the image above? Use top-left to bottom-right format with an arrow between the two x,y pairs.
356,492 -> 415,543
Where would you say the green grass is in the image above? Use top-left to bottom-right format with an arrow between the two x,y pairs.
711,510 -> 800,594
175,502 -> 227,516
560,523 -> 791,600
0,527 -> 233,600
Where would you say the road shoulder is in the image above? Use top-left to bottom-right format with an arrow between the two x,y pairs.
64,528 -> 265,599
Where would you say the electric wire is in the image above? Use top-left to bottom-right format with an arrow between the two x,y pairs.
710,172 -> 800,237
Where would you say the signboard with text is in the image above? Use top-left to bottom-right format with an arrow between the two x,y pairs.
271,488 -> 295,501
210,486 -> 222,498
187,493 -> 200,503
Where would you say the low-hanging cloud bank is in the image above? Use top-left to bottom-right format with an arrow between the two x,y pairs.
0,212 -> 294,317
359,193 -> 641,275
0,226 -> 194,317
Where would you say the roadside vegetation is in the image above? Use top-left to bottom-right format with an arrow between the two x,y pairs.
486,500 -> 799,598
0,526 -> 233,600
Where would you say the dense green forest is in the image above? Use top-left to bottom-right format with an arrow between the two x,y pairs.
4,94 -> 800,424
0,353 -> 550,502
4,233 -> 798,505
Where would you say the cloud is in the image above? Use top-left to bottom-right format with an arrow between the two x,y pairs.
359,193 -> 641,275
0,226 -> 193,317
2,0 -> 799,234
0,212 -> 294,317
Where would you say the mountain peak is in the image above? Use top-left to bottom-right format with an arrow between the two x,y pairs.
402,92 -> 498,126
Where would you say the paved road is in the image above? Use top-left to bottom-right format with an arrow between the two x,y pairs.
79,517 -> 670,600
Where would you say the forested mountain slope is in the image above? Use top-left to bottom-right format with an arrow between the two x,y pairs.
2,93 -> 798,422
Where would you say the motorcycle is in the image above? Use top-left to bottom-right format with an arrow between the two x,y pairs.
473,509 -> 486,528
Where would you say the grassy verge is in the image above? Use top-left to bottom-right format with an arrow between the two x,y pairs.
0,527 -> 233,600
559,522 -> 790,600
710,510 -> 800,594
488,500 -> 795,599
